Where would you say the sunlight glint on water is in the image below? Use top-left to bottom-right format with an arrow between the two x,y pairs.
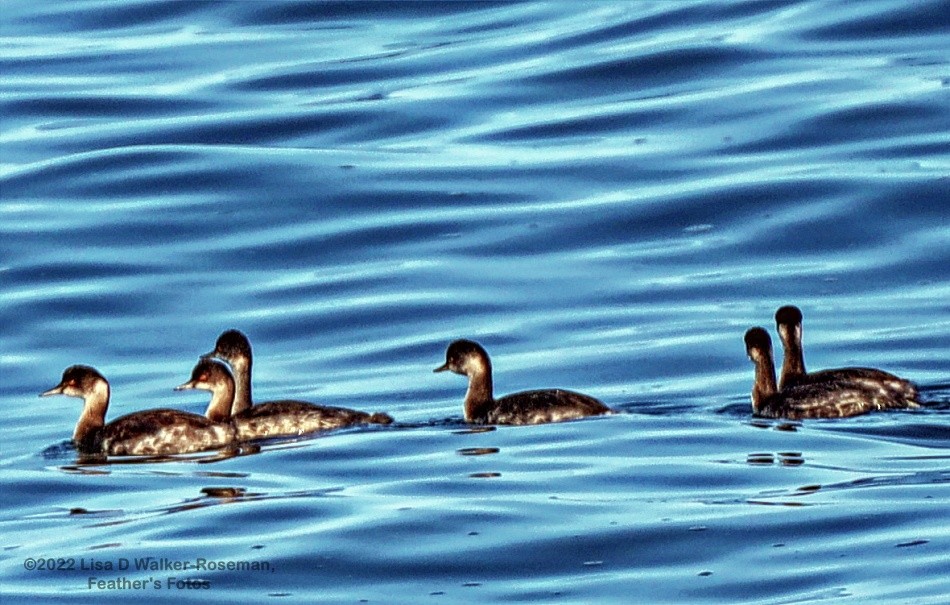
1,1 -> 948,604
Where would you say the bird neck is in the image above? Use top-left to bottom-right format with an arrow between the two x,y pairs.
74,380 -> 109,445
778,326 -> 806,390
205,379 -> 235,422
463,366 -> 494,422
229,357 -> 253,415
752,354 -> 779,413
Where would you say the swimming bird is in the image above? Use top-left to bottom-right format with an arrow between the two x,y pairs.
744,327 -> 917,419
434,339 -> 611,425
41,365 -> 236,456
774,305 -> 919,406
201,329 -> 392,440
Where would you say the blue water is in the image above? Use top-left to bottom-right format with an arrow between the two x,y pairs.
1,1 -> 949,603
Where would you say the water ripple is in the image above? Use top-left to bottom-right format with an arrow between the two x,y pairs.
2,1 -> 948,603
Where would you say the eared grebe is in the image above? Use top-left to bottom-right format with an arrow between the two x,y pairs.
434,339 -> 611,425
41,365 -> 236,456
201,329 -> 392,440
774,305 -> 919,406
744,328 -> 916,419
174,358 -> 236,423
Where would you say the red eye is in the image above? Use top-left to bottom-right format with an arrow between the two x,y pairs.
199,374 -> 208,381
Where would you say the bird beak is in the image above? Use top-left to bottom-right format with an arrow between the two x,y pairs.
39,383 -> 65,397
433,363 -> 450,373
174,380 -> 196,391
199,349 -> 216,360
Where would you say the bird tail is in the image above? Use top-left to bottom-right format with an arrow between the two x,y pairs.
368,412 -> 394,425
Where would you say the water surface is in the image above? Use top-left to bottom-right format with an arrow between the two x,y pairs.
1,1 -> 948,603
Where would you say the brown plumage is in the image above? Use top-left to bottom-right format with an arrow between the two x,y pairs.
200,330 -> 392,440
744,327 -> 917,419
774,305 -> 919,407
41,365 -> 236,456
434,339 -> 611,425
